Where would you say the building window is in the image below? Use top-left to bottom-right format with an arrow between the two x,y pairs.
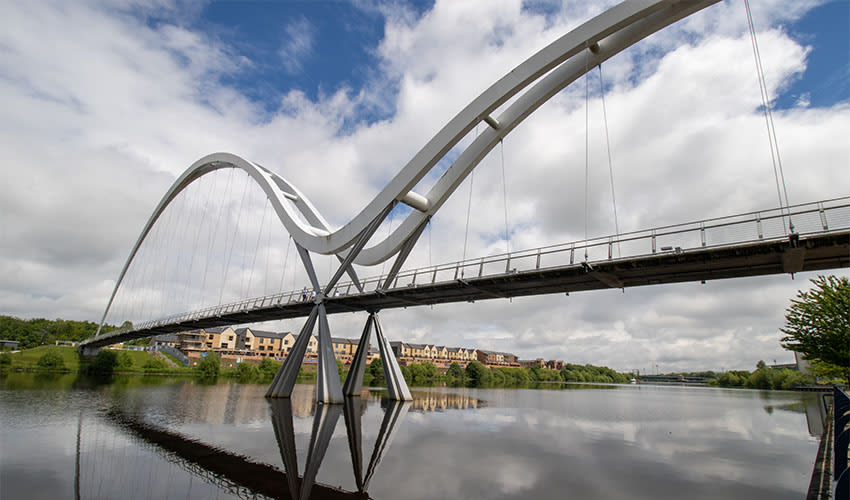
208,335 -> 214,340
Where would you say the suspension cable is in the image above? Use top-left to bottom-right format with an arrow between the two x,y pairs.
219,171 -> 250,305
246,198 -> 268,298
201,168 -> 233,306
499,139 -> 511,254
598,64 -> 621,257
462,124 -> 478,274
428,220 -> 432,269
744,0 -> 793,233
279,235 -> 292,293
381,214 -> 394,276
184,174 -> 210,309
583,41 -> 590,261
263,206 -> 273,295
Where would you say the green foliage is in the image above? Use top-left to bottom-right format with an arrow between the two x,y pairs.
406,362 -> 438,384
445,362 -> 465,385
465,361 -> 492,387
115,351 -> 134,370
0,352 -> 11,368
0,315 -> 122,349
142,357 -> 168,372
89,350 -> 117,374
36,349 -> 67,370
368,358 -> 384,378
337,359 -> 346,380
712,367 -> 813,390
197,352 -> 220,377
10,346 -> 80,370
780,275 -> 850,384
715,370 -> 748,387
559,363 -> 629,384
493,367 -> 532,386
236,360 -> 258,379
258,357 -> 279,378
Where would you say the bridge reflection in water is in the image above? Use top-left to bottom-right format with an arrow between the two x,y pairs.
99,391 -> 481,499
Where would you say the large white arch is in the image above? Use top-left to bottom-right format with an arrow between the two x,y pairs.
99,0 -> 721,329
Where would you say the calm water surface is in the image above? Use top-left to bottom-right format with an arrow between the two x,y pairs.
0,373 -> 824,499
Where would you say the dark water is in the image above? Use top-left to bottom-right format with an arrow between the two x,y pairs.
0,373 -> 825,499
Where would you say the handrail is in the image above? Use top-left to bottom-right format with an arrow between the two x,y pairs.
83,197 -> 849,343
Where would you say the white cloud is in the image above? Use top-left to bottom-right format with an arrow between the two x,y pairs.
279,17 -> 315,75
0,0 -> 847,372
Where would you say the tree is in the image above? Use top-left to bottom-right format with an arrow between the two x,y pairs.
465,361 -> 491,387
780,275 -> 850,384
37,350 -> 66,369
446,362 -> 464,380
258,357 -> 279,378
197,352 -> 220,377
368,358 -> 384,379
88,350 -> 116,374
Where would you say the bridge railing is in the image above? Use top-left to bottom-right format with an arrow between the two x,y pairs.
344,196 -> 849,291
93,197 -> 849,339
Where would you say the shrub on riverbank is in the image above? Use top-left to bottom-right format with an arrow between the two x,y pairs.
197,353 -> 220,377
37,350 -> 67,370
711,366 -> 814,390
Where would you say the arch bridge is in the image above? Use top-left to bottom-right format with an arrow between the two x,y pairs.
81,0 -> 850,403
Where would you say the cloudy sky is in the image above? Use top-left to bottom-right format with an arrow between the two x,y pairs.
1,0 -> 847,373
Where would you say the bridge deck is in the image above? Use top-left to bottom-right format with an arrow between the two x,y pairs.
84,230 -> 848,348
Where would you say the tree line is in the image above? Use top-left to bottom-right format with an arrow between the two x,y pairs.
0,315 -> 121,349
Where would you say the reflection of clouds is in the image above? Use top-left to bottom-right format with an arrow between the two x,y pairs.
80,381 -> 819,499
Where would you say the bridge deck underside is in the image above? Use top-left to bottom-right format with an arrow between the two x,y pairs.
91,232 -> 848,346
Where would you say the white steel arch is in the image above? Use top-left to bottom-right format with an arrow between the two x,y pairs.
100,0 -> 721,329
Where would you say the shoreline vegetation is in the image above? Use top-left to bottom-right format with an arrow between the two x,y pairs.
0,345 -> 828,391
1,314 -> 838,390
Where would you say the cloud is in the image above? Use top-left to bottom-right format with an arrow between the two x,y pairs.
0,0 -> 847,372
279,17 -> 315,75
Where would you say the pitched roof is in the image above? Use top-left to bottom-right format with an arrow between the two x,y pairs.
202,326 -> 232,334
249,329 -> 289,339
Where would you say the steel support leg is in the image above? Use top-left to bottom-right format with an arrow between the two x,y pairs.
373,313 -> 412,401
343,397 -> 365,492
316,303 -> 343,404
363,399 -> 410,490
266,306 -> 318,398
301,403 -> 342,500
268,399 -> 301,499
342,315 -> 374,396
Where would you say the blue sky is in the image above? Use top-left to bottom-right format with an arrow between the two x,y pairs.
1,0 -> 847,372
137,0 -> 848,118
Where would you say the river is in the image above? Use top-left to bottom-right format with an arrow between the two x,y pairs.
0,373 -> 825,499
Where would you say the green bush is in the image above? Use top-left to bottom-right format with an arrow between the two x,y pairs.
236,361 -> 258,379
37,350 -> 67,370
197,352 -> 220,377
465,361 -> 491,387
143,358 -> 168,372
0,352 -> 11,368
368,358 -> 384,378
258,357 -> 279,378
89,350 -> 117,374
115,351 -> 134,370
407,362 -> 438,384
